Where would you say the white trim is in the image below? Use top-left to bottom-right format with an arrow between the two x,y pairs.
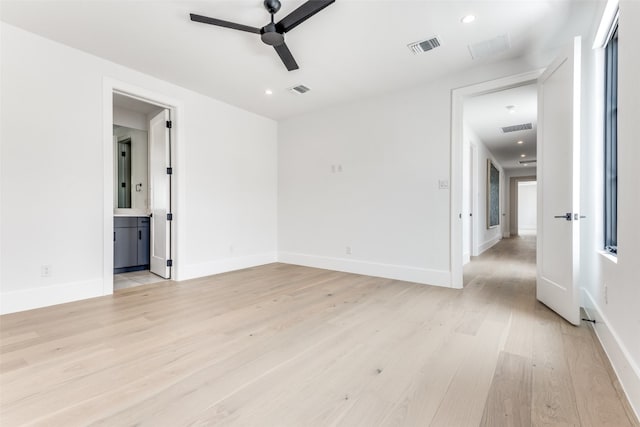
179,253 -> 278,281
1,279 -> 103,315
582,289 -> 640,419
450,69 -> 543,289
593,0 -> 619,49
463,252 -> 471,265
478,235 -> 502,255
103,79 -> 185,295
279,252 -> 451,288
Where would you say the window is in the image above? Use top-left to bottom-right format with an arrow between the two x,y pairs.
604,25 -> 618,254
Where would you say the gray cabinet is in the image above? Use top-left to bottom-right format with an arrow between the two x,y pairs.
114,216 -> 150,273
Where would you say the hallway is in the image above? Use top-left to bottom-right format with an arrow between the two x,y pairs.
0,238 -> 637,425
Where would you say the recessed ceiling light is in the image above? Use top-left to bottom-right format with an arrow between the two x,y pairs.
517,140 -> 524,144
523,163 -> 528,166
520,154 -> 526,158
506,105 -> 516,114
265,89 -> 273,95
461,15 -> 476,24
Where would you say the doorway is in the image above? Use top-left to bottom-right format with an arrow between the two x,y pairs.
451,70 -> 542,288
102,80 -> 179,294
509,175 -> 537,237
112,93 -> 172,290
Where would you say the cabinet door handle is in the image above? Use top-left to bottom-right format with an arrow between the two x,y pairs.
114,232 -> 116,242
139,230 -> 142,240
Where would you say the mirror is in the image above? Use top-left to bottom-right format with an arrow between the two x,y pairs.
117,139 -> 132,208
113,125 -> 148,212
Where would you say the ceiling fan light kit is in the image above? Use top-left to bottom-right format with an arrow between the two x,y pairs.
190,0 -> 335,71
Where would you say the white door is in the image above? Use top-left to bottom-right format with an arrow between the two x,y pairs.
536,37 -> 581,325
149,109 -> 172,278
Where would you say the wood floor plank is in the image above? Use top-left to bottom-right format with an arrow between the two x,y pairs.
562,332 -> 635,426
479,351 -> 533,427
530,306 -> 582,427
428,319 -> 509,427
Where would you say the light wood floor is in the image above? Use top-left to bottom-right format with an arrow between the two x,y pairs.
1,237 -> 637,426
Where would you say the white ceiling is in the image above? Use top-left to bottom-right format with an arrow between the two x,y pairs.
465,83 -> 537,170
0,0 -> 602,120
113,93 -> 165,115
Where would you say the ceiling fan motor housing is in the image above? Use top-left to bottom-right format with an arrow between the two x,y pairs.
261,23 -> 285,46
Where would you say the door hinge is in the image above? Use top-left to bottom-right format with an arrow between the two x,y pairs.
167,213 -> 173,221
166,167 -> 173,175
166,120 -> 172,129
167,259 -> 173,267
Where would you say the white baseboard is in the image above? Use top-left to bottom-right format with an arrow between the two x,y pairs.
278,252 -> 451,288
478,235 -> 501,255
1,278 -> 104,315
463,252 -> 471,265
177,252 -> 278,281
582,289 -> 640,420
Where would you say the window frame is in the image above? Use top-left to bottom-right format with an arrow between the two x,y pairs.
603,24 -> 618,255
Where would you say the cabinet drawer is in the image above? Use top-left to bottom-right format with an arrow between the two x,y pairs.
137,217 -> 150,227
114,217 -> 137,228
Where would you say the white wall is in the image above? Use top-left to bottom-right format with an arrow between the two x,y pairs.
582,0 -> 640,417
278,58 -> 532,287
463,125 -> 505,256
517,181 -> 537,231
0,23 -> 278,314
473,133 -> 505,255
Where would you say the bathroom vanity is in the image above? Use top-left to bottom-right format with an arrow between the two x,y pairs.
114,216 -> 150,273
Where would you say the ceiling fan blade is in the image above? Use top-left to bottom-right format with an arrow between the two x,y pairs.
275,0 -> 335,33
190,13 -> 261,34
273,43 -> 299,71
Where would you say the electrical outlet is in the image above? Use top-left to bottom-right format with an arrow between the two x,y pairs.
41,265 -> 52,278
229,245 -> 234,253
337,164 -> 343,172
346,246 -> 352,255
604,285 -> 608,305
438,180 -> 449,190
331,165 -> 336,173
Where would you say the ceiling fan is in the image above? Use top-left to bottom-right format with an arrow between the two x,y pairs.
190,0 -> 335,71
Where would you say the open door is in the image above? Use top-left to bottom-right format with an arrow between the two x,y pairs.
536,37 -> 581,325
149,109 -> 172,279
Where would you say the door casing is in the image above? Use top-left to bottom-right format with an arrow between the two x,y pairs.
102,79 -> 182,294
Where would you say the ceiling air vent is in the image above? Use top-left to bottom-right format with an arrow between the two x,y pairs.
407,36 -> 441,54
289,84 -> 311,95
519,159 -> 537,164
501,123 -> 533,133
468,34 -> 510,60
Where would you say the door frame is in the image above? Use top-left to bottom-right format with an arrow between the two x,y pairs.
102,78 -> 183,294
450,69 -> 542,288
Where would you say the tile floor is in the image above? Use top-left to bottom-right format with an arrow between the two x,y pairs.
114,270 -> 168,291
